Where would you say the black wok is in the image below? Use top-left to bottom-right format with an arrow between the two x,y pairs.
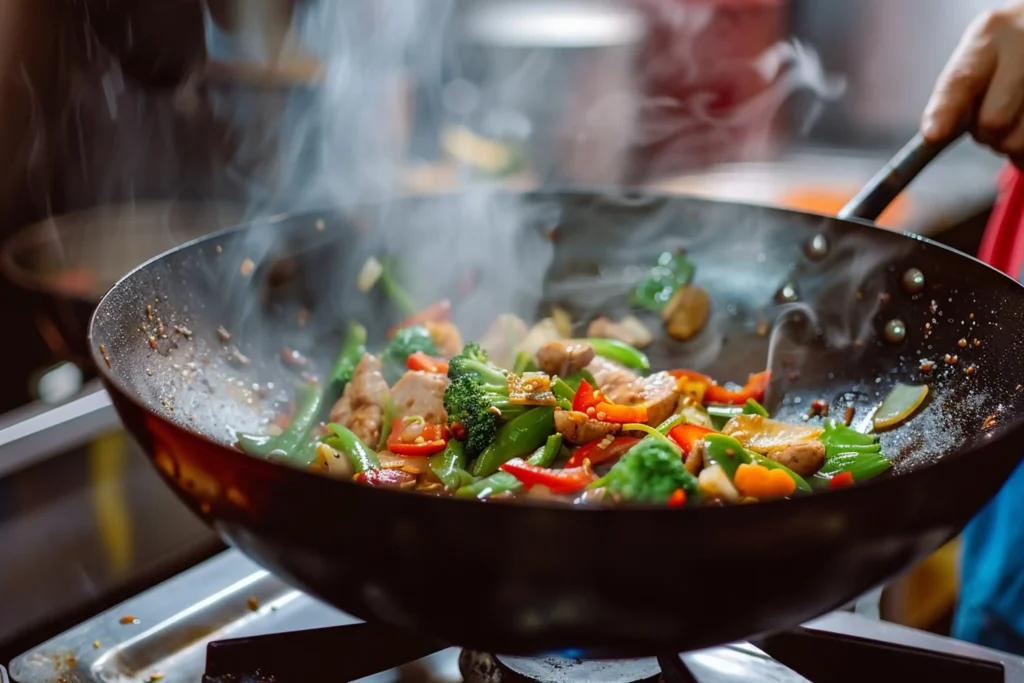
89,140 -> 1024,657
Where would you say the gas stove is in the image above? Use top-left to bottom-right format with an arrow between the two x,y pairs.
8,550 -> 1024,683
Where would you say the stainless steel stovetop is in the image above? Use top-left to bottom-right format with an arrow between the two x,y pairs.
8,549 -> 1024,683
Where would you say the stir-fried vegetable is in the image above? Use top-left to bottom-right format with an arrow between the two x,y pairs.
456,434 -> 562,499
444,344 -> 532,457
325,423 -> 381,474
471,407 -> 556,477
630,251 -> 695,313
240,277 -> 902,507
873,383 -> 929,430
590,440 -> 698,504
381,325 -> 441,384
583,338 -> 651,371
428,440 -> 472,491
238,322 -> 368,466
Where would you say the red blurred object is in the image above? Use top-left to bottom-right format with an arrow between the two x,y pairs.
977,164 -> 1024,278
631,0 -> 788,180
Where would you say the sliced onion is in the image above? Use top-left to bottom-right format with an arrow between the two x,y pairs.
873,383 -> 929,430
698,465 -> 740,503
356,256 -> 383,293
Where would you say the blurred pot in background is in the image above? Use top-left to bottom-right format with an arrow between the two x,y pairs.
630,0 -> 790,180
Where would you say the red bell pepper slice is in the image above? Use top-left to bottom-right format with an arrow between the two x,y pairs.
830,471 -> 855,489
499,458 -> 596,494
386,418 -> 447,456
594,402 -> 648,424
703,370 -> 771,405
406,351 -> 449,374
387,299 -> 452,339
572,379 -> 602,413
667,488 -> 687,507
668,424 -> 715,455
566,436 -> 640,468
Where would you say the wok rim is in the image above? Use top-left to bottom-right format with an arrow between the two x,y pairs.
85,188 -> 1024,519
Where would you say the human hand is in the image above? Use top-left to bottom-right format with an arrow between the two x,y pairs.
922,2 -> 1024,167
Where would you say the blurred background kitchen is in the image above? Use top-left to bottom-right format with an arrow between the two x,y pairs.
0,0 -> 1004,663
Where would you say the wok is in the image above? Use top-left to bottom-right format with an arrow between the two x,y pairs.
89,136 -> 1024,657
1,202 -> 243,371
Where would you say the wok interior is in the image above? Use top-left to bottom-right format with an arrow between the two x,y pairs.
92,190 -> 1024,482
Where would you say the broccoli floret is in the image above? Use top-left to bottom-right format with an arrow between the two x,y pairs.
456,340 -> 490,364
593,440 -> 698,504
381,325 -> 440,384
443,344 -> 528,457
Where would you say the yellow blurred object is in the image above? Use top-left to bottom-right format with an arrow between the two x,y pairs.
90,430 -> 132,576
883,537 -> 960,630
778,186 -> 912,228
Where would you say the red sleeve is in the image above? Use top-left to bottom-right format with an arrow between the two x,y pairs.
978,164 -> 1024,277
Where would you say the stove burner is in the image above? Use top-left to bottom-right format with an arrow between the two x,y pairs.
461,651 -> 662,683
197,621 -> 1011,683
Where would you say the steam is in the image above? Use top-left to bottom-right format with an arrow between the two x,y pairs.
45,0 -> 865,377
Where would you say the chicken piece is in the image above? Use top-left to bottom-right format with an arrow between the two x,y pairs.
765,440 -> 826,477
480,314 -> 529,366
536,340 -> 595,378
586,356 -> 679,427
425,320 -> 463,359
390,370 -> 450,424
587,356 -> 640,397
554,409 -> 621,444
329,353 -> 389,446
586,316 -> 653,349
720,414 -> 823,454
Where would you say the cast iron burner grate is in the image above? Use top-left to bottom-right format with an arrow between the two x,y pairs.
201,621 -> 1006,683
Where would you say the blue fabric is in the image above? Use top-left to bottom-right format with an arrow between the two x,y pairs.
954,460 -> 1024,653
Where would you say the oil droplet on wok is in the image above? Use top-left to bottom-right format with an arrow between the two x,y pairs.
884,319 -> 907,344
804,234 -> 829,260
902,268 -> 925,293
775,282 -> 800,304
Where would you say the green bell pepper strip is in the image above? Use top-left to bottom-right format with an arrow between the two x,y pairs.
377,396 -> 397,451
379,259 -> 418,317
704,400 -> 767,430
562,369 -> 598,392
238,381 -> 321,460
743,399 -> 769,417
702,433 -> 752,479
551,377 -> 576,404
581,338 -> 650,371
513,351 -> 539,374
325,423 -> 380,473
429,440 -> 470,490
820,419 -> 879,447
325,322 -> 368,400
237,322 -> 367,463
457,434 -> 562,499
819,450 -> 891,481
706,404 -> 742,430
471,407 -> 556,477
